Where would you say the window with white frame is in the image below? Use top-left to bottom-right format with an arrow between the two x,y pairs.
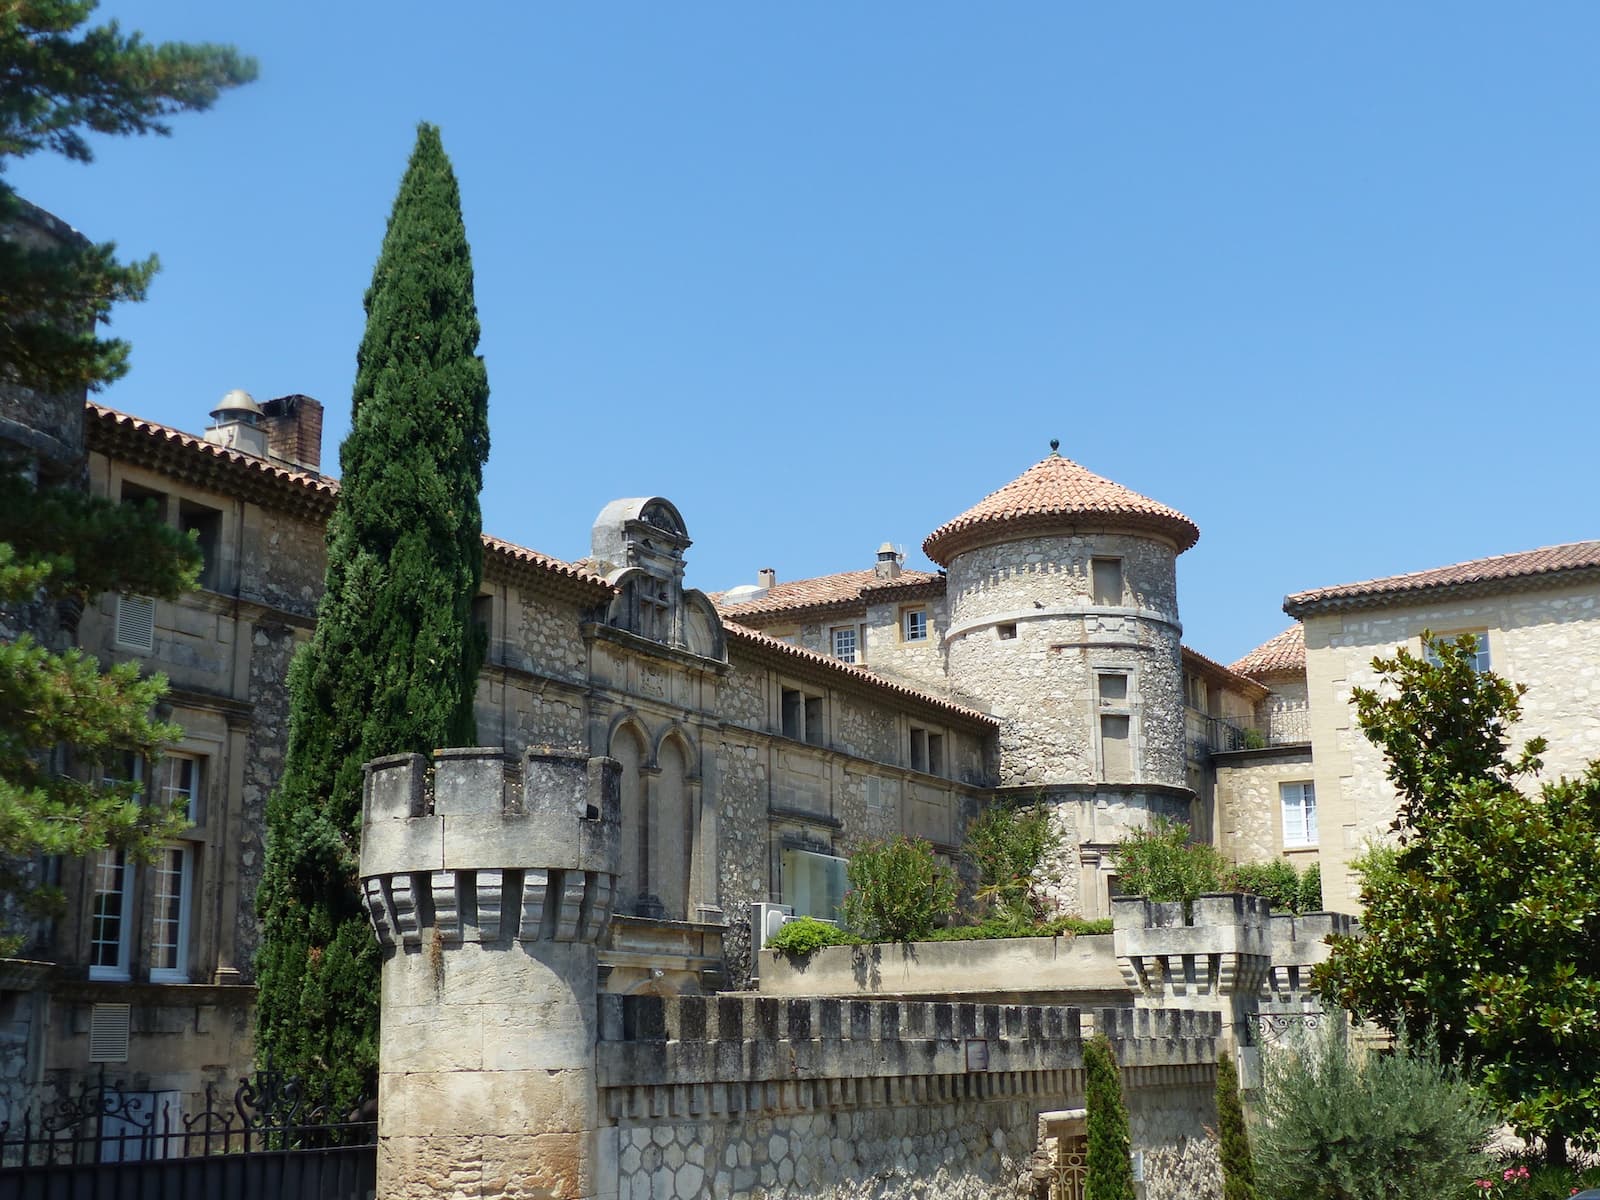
830,625 -> 859,663
91,757 -> 142,981
902,608 -> 928,642
1424,631 -> 1491,673
1281,781 -> 1318,847
90,848 -> 134,981
150,754 -> 201,982
148,845 -> 193,983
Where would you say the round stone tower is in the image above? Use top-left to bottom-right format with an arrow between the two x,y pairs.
925,450 -> 1200,912
360,745 -> 621,1200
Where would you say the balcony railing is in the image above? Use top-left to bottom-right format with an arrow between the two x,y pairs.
1185,705 -> 1311,758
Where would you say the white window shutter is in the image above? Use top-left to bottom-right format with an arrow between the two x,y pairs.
115,594 -> 156,653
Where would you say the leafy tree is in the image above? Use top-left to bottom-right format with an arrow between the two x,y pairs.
1,1 -> 256,394
0,474 -> 200,940
0,3 -> 247,937
253,124 -> 490,1106
841,835 -> 957,942
1084,1034 -> 1136,1200
1216,1051 -> 1256,1200
1314,634 -> 1600,1165
963,797 -> 1060,927
1253,1030 -> 1492,1200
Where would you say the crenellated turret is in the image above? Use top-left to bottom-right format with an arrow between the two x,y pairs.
359,746 -> 621,1200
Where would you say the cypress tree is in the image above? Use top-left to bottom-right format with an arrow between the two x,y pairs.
1216,1051 -> 1257,1200
1085,1034 -> 1137,1200
254,123 -> 489,1105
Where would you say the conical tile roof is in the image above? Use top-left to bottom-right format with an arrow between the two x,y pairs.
923,453 -> 1199,565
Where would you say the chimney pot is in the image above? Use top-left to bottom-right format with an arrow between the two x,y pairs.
873,542 -> 902,580
757,568 -> 777,589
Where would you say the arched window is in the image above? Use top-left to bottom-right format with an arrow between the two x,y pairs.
611,725 -> 648,915
652,738 -> 692,921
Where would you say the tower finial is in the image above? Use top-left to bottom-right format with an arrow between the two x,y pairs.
1049,438 -> 1060,456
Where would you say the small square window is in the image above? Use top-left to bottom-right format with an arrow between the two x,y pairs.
782,687 -> 826,746
1281,781 -> 1318,847
1091,558 -> 1123,606
1424,632 -> 1491,673
996,623 -> 1017,641
178,501 -> 223,591
903,609 -> 928,642
830,626 -> 858,663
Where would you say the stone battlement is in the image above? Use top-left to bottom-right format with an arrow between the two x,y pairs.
359,746 -> 621,951
599,994 -> 1216,1091
1264,910 -> 1358,1000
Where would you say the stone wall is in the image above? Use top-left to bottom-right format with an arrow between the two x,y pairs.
1212,746 -> 1316,865
1301,580 -> 1600,905
599,994 -> 1220,1200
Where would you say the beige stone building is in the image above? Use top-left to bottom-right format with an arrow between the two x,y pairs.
1282,543 -> 1600,908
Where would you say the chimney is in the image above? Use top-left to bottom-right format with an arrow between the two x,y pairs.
259,394 -> 324,474
874,542 -> 902,581
757,568 -> 777,589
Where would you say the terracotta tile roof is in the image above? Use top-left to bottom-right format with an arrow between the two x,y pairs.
480,535 -> 612,596
1181,645 -> 1269,700
1229,626 -> 1305,677
1284,540 -> 1600,617
87,402 -> 611,597
923,453 -> 1200,565
88,402 -> 339,517
712,568 -> 944,623
723,623 -> 998,728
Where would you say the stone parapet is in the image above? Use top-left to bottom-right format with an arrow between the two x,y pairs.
599,995 -> 1216,1105
1113,893 -> 1272,1055
360,746 -> 620,952
1265,911 -> 1357,1001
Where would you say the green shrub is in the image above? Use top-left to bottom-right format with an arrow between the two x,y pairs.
1228,860 -> 1304,914
1298,863 -> 1322,913
765,916 -> 858,957
841,836 -> 957,942
1254,1030 -> 1493,1200
964,798 -> 1061,924
1085,1034 -> 1136,1200
1217,1051 -> 1257,1200
1114,816 -> 1227,908
923,914 -> 1112,942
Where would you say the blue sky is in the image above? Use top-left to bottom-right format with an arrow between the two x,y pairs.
14,4 -> 1599,664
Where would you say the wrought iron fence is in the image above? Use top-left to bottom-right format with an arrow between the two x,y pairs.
0,1063 -> 375,1200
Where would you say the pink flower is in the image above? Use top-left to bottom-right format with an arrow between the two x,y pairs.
1475,1182 -> 1494,1190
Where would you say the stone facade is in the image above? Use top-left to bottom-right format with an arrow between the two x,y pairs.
1212,746 -> 1317,866
1295,579 -> 1600,906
